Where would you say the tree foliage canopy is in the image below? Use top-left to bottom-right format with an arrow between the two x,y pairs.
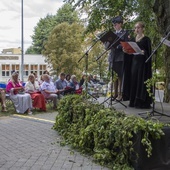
65,0 -> 170,102
42,22 -> 85,75
30,14 -> 56,54
65,0 -> 155,32
26,3 -> 80,54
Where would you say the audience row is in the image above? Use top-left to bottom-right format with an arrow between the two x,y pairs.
1,71 -> 102,114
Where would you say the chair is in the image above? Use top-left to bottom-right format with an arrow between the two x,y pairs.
0,83 -> 13,108
22,82 -> 26,87
45,98 -> 53,109
0,83 -> 6,89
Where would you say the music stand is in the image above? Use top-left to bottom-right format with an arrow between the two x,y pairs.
138,32 -> 170,119
97,30 -> 127,108
96,30 -> 122,61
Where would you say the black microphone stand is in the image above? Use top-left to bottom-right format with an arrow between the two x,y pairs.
97,31 -> 127,108
78,38 -> 100,100
139,31 -> 170,118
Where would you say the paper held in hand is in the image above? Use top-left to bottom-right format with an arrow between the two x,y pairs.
120,41 -> 143,55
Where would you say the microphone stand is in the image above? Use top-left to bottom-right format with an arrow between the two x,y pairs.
139,31 -> 170,118
98,31 -> 127,108
145,32 -> 170,63
78,38 -> 100,100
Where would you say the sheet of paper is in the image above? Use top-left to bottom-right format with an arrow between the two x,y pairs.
127,42 -> 143,54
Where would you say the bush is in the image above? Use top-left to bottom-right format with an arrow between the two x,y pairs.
53,94 -> 167,170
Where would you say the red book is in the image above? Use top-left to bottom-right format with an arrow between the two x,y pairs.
120,41 -> 143,55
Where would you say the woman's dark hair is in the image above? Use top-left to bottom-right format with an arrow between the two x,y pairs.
66,74 -> 71,81
43,70 -> 49,75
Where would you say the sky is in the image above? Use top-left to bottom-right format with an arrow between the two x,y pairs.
0,0 -> 64,53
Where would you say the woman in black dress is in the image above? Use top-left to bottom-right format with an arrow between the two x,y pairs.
124,21 -> 152,108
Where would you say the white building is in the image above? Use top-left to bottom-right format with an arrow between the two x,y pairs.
0,54 -> 49,83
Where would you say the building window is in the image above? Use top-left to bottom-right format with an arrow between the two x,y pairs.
30,65 -> 38,74
24,65 -> 29,76
2,64 -> 10,77
39,65 -> 47,75
12,64 -> 20,73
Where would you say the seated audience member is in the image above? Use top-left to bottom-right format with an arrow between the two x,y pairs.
43,70 -> 53,82
91,74 -> 105,86
25,74 -> 46,111
92,75 -> 100,84
79,74 -> 86,87
43,70 -> 50,75
82,75 -> 98,94
6,72 -> 32,114
32,72 -> 38,82
55,73 -> 67,94
39,75 -> 44,85
68,75 -> 82,94
0,88 -> 7,112
87,75 -> 95,88
65,74 -> 71,84
40,74 -> 58,109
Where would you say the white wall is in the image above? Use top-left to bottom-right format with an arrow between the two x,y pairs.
0,54 -> 49,83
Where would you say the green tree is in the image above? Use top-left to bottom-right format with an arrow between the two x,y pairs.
25,45 -> 36,54
30,14 -> 56,54
66,0 -> 170,102
54,3 -> 79,24
153,0 -> 170,102
42,22 -> 85,75
27,3 -> 80,54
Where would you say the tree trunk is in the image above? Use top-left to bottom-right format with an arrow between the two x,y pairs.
153,0 -> 170,102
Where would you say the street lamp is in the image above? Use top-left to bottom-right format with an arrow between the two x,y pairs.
21,0 -> 24,82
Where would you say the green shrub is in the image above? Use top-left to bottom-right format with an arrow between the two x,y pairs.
53,94 -> 167,170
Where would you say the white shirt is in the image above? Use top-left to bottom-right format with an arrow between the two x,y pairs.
25,81 -> 40,92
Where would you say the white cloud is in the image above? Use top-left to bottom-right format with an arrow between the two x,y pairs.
0,0 -> 64,53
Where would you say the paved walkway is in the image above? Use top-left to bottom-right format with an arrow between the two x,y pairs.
0,112 -> 109,170
1,95 -> 169,170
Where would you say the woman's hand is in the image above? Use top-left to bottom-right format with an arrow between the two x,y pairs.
14,86 -> 23,90
141,50 -> 145,55
122,48 -> 128,54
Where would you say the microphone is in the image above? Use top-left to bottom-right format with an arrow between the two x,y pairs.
124,29 -> 134,40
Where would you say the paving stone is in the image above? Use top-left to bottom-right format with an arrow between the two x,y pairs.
0,113 -> 109,170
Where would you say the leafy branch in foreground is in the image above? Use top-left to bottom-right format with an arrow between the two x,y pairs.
53,94 -> 167,169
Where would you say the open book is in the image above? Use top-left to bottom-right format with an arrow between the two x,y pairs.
99,30 -> 121,49
120,41 -> 143,55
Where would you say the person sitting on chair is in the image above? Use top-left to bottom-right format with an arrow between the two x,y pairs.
0,88 -> 7,112
92,75 -> 100,84
79,73 -> 86,87
68,75 -> 82,94
55,73 -> 74,95
40,74 -> 59,109
87,75 -> 95,88
65,74 -> 71,84
55,73 -> 68,95
25,74 -> 46,111
6,72 -> 32,114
